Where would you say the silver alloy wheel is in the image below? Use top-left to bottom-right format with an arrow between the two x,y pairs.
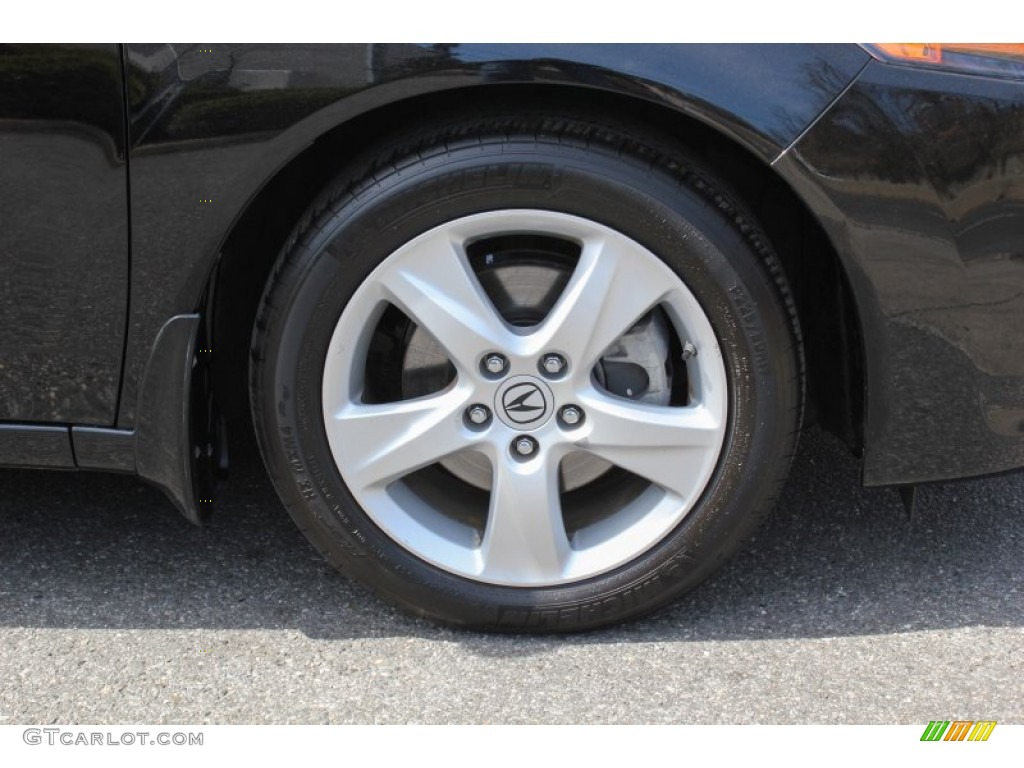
321,210 -> 728,587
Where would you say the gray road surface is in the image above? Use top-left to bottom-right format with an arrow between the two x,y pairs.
0,427 -> 1020,724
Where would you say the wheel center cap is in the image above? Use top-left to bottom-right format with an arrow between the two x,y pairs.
495,375 -> 554,430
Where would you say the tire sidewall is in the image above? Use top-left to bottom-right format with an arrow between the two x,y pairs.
254,138 -> 798,631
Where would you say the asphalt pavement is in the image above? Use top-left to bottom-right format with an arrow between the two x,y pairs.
0,426 -> 1020,724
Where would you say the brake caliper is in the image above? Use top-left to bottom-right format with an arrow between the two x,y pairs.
595,310 -> 673,405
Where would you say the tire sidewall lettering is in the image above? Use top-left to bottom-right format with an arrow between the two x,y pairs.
253,125 -> 801,630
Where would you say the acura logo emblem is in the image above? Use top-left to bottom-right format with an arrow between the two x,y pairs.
495,376 -> 554,429
502,383 -> 546,424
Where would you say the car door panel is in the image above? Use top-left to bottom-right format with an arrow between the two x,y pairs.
0,44 -> 128,425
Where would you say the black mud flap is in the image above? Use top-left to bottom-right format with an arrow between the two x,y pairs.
135,314 -> 228,524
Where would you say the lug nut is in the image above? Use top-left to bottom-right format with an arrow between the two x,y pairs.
559,405 -> 584,426
484,353 -> 508,376
541,353 -> 566,376
513,436 -> 537,457
467,405 -> 490,425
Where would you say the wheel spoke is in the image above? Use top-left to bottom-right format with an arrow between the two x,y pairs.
378,231 -> 511,372
329,389 -> 471,492
576,390 -> 723,498
479,453 -> 570,582
533,236 -> 671,371
320,208 -> 732,588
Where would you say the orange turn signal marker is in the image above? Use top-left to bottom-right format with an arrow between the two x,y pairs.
873,43 -> 1024,64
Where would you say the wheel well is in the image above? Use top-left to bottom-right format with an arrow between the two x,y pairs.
208,84 -> 864,456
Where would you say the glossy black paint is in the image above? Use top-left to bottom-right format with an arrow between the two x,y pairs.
0,424 -> 72,468
777,59 -> 1024,484
1,43 -> 1022,504
0,44 -> 128,424
117,43 -> 868,428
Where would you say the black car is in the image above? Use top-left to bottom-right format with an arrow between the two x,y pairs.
2,43 -> 1022,631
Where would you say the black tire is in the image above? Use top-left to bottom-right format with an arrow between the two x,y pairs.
251,111 -> 803,632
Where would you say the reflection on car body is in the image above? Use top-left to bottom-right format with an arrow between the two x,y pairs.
1,43 -> 1022,630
